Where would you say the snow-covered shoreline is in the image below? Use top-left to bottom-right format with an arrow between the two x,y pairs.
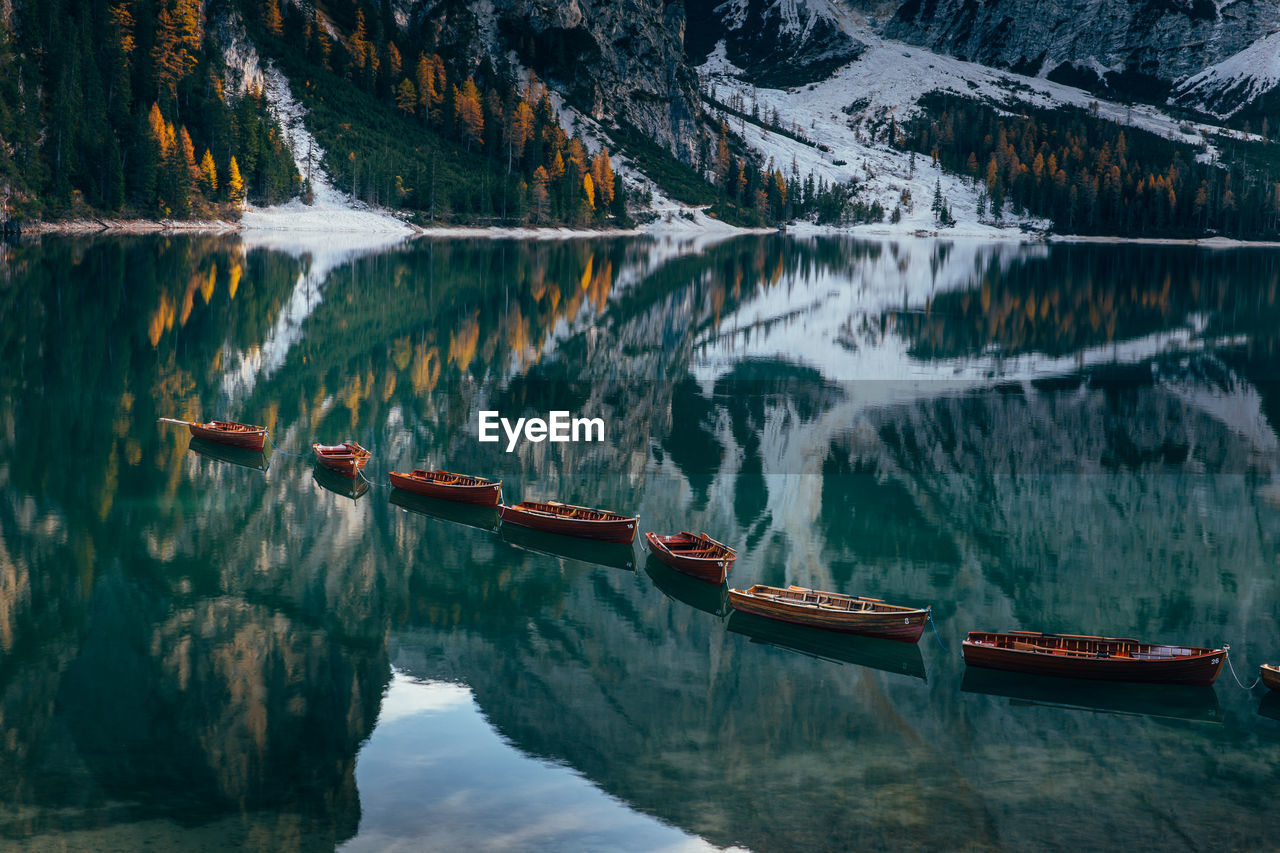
25,218 -> 241,235
24,216 -> 1280,249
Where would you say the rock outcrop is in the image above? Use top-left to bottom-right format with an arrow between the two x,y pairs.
395,0 -> 706,164
884,0 -> 1280,101
685,0 -> 867,86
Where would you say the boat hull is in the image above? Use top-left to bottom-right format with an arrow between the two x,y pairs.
962,639 -> 1226,686
188,437 -> 269,471
1262,665 -> 1280,692
312,443 -> 370,478
390,471 -> 501,506
644,533 -> 734,584
726,588 -> 929,642
188,421 -> 267,450
498,504 -> 637,544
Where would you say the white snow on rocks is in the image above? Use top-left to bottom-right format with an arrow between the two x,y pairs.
1173,31 -> 1280,119
699,26 -> 1257,237
239,62 -> 413,236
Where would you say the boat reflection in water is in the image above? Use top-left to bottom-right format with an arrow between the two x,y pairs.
389,489 -> 499,532
188,436 -> 270,471
1260,693 -> 1280,724
312,464 -> 370,501
961,668 -> 1223,724
499,524 -> 636,572
644,558 -> 729,617
726,611 -> 927,681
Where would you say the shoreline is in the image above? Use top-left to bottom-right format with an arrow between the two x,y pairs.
20,217 -> 646,240
18,216 -> 769,242
23,218 -> 242,235
17,216 -> 1280,248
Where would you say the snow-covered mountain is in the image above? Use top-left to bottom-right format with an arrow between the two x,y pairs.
884,0 -> 1280,102
687,0 -> 1280,115
1170,30 -> 1280,119
685,0 -> 869,85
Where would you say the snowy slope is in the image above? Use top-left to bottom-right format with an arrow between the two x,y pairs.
700,27 -> 1258,235
238,64 -> 413,235
1171,31 -> 1280,118
539,78 -> 770,242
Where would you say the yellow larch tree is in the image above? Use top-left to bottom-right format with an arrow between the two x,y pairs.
455,80 -> 484,150
227,156 -> 245,205
263,0 -> 283,36
199,149 -> 218,194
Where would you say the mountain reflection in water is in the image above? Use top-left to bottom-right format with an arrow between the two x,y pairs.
1,233 -> 1278,851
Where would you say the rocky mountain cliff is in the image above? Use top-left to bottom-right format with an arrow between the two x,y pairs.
384,0 -> 706,164
884,0 -> 1280,101
685,0 -> 868,86
684,0 -> 1280,113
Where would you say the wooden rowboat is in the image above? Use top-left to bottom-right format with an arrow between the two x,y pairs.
962,631 -> 1228,686
389,469 -> 501,506
726,584 -> 931,642
498,500 -> 638,544
1262,664 -> 1280,692
312,441 -> 371,478
159,417 -> 267,450
644,531 -> 736,584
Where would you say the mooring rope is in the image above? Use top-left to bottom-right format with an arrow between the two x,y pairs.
1225,651 -> 1261,690
265,433 -> 311,458
358,468 -> 389,490
928,611 -> 950,654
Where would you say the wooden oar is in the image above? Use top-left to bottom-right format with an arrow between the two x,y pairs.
158,417 -> 194,427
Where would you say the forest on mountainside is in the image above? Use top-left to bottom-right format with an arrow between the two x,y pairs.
0,0 -> 298,220
253,0 -> 866,226
0,0 -> 862,228
902,93 -> 1280,239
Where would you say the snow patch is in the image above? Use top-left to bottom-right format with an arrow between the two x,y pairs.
1173,31 -> 1280,118
700,25 -> 1264,236
239,63 -> 412,236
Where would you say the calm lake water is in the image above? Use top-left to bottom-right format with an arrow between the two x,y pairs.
2,232 -> 1279,851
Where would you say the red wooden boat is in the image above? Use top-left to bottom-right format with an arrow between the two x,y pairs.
389,469 -> 502,506
644,531 -> 736,584
312,441 -> 371,478
962,631 -> 1228,686
498,500 -> 637,544
159,417 -> 267,450
726,584 -> 930,642
1262,664 -> 1280,691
